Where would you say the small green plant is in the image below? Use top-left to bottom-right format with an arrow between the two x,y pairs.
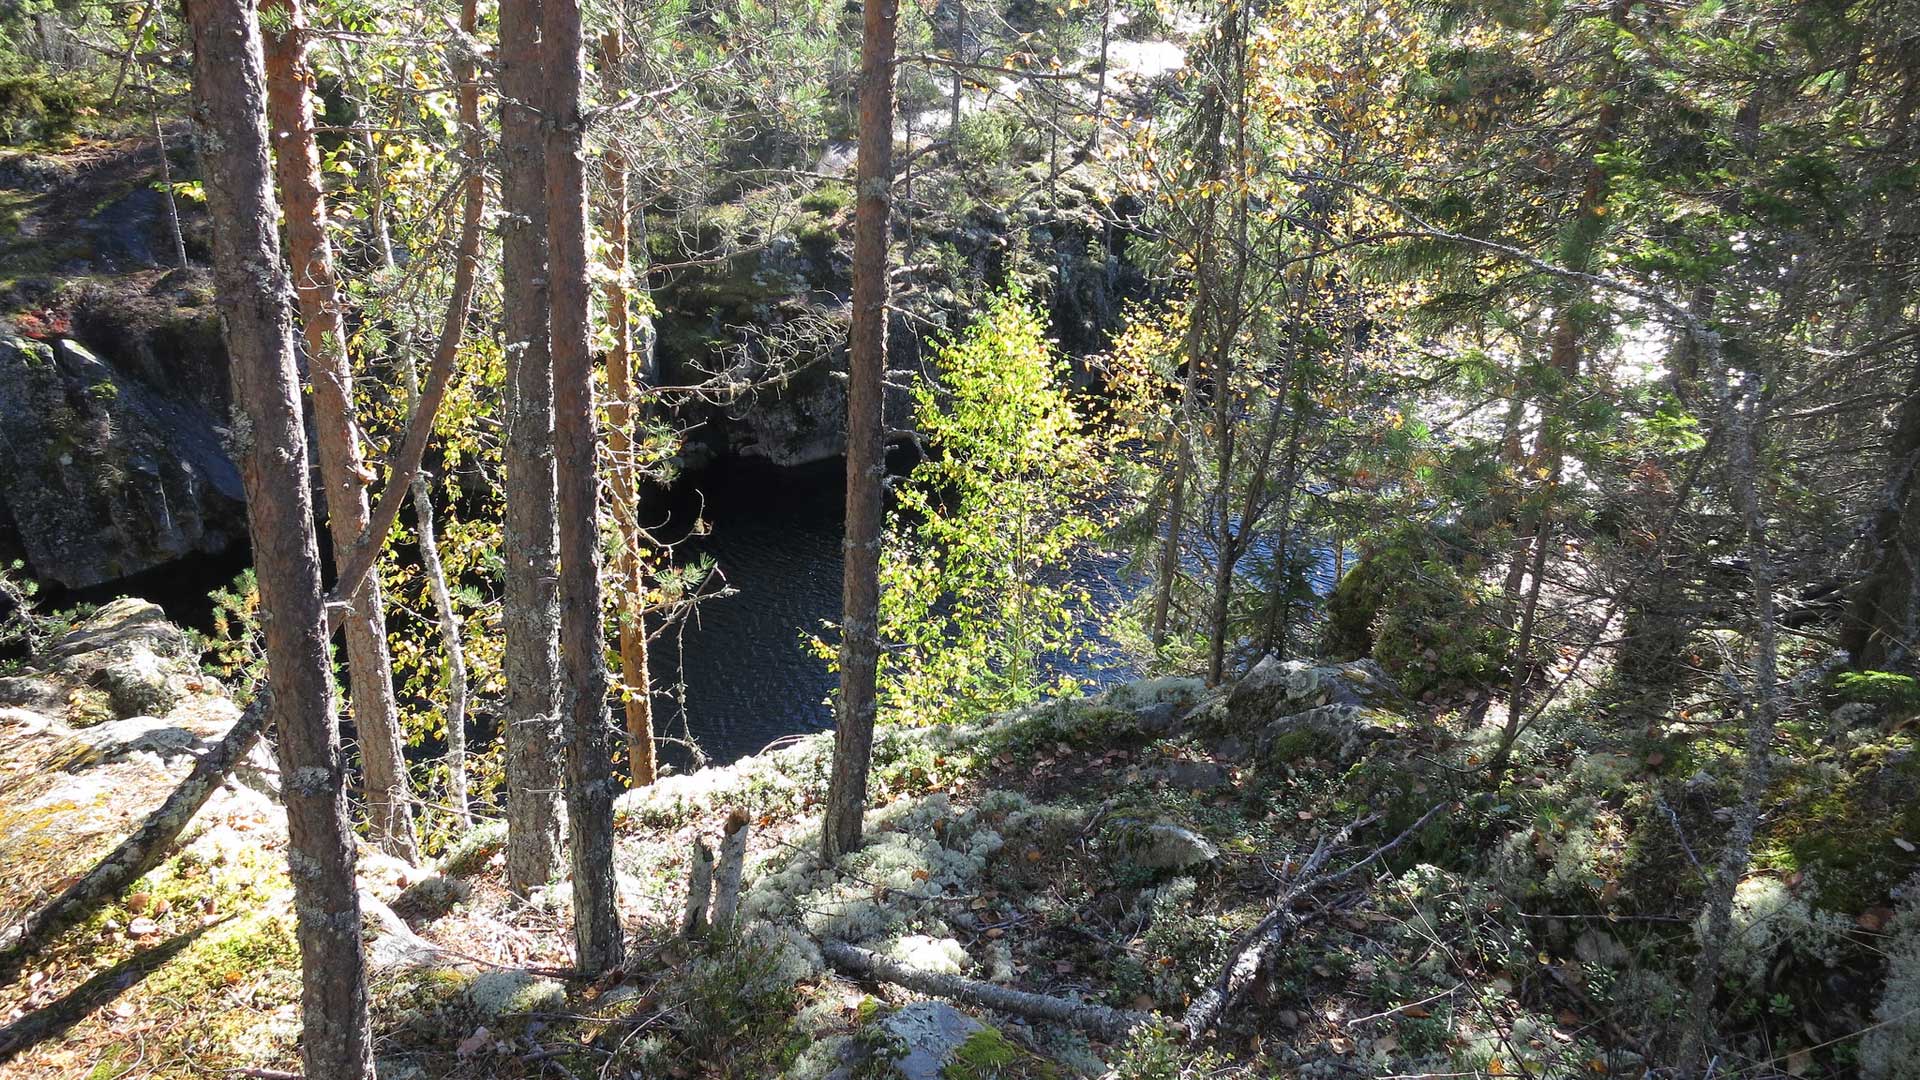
815,290 -> 1105,725
672,935 -> 806,1078
1106,1024 -> 1211,1080
1834,670 -> 1920,714
205,570 -> 263,681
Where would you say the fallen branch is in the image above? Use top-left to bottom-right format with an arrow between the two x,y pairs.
0,691 -> 270,979
1181,802 -> 1448,1043
820,940 -> 1153,1042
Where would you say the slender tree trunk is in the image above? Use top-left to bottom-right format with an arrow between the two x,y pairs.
597,27 -> 657,788
499,0 -> 565,896
355,106 -> 395,270
1682,365 -> 1778,1070
1092,0 -> 1111,148
543,0 -> 624,974
261,0 -> 420,863
409,0 -> 483,824
1204,20 -> 1255,686
405,354 -> 469,821
822,0 -> 899,863
949,0 -> 963,134
1148,84 -> 1225,649
149,86 -> 188,270
186,2 -> 372,1074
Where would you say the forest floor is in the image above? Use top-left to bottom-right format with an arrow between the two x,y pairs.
1,605 -> 1916,1079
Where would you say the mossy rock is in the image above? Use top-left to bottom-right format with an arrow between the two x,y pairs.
1322,525 -> 1509,700
1759,733 -> 1920,910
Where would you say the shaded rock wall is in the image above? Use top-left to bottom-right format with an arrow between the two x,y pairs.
0,333 -> 244,588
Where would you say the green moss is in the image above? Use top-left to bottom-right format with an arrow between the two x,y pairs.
1756,733 -> 1920,909
942,1026 -> 1061,1080
798,186 -> 851,215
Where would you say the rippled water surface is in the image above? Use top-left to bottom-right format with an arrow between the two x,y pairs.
651,456 -> 850,767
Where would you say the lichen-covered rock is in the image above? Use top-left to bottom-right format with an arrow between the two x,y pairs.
1227,655 -> 1403,733
45,598 -> 200,721
1107,820 -> 1219,872
0,334 -> 243,588
876,1001 -> 988,1080
1102,675 -> 1209,737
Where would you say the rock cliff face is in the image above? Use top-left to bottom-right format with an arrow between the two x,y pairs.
655,173 -> 1146,467
0,331 -> 245,589
3,136 -> 242,591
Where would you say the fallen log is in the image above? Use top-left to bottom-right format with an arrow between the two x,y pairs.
820,939 -> 1153,1042
0,691 -> 271,979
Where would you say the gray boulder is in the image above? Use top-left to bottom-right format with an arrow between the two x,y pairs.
1227,655 -> 1403,733
1108,820 -> 1220,872
45,598 -> 199,721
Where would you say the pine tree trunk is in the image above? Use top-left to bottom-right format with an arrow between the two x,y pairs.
822,0 -> 898,863
543,0 -> 625,974
261,0 -> 420,864
597,27 -> 657,788
499,0 -> 566,897
186,2 -> 372,1074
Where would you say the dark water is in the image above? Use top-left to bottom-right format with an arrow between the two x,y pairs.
651,453 -> 1144,767
649,456 -> 851,766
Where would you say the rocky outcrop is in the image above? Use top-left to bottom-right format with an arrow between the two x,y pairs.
657,171 -> 1145,467
0,333 -> 244,589
0,600 -> 276,926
